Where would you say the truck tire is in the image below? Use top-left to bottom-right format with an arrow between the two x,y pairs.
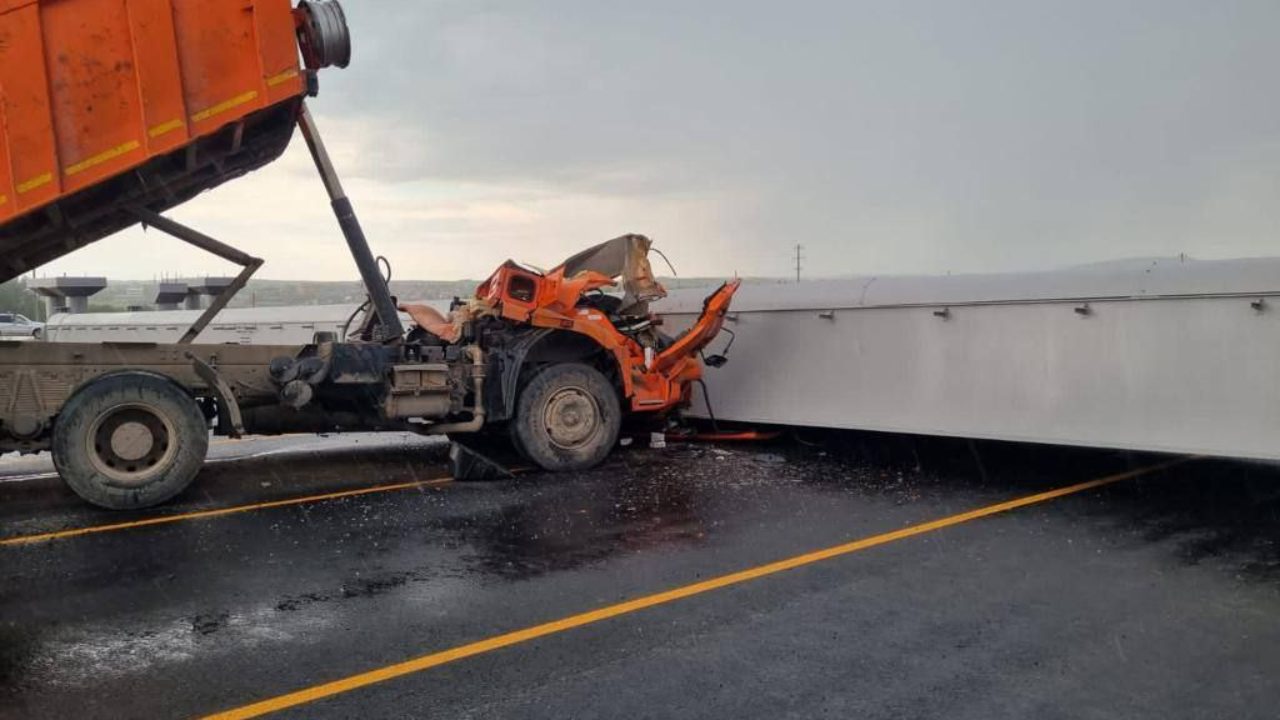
511,363 -> 621,472
52,372 -> 209,510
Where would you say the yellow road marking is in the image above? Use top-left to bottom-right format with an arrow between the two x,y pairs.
192,90 -> 260,123
266,69 -> 299,87
148,118 -> 185,138
0,478 -> 452,547
16,172 -> 52,194
204,458 -> 1189,720
64,140 -> 142,176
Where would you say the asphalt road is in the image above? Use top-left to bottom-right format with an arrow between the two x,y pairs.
2,432 -> 1279,719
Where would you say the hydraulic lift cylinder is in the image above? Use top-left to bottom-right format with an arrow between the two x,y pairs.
297,104 -> 404,341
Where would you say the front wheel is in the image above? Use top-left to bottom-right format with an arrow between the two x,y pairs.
511,363 -> 621,472
53,372 -> 209,509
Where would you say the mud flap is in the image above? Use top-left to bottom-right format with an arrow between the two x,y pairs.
448,436 -> 518,480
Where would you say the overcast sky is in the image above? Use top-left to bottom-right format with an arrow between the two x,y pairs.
40,0 -> 1280,281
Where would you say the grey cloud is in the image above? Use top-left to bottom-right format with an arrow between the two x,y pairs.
306,0 -> 1279,275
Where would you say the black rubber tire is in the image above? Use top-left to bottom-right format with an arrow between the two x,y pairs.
31,329 -> 40,339
52,372 -> 209,510
510,363 -> 621,472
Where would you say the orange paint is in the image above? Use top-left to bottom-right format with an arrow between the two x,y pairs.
0,0 -> 305,223
476,259 -> 742,415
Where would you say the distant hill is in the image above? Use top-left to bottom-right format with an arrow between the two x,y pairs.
4,275 -> 773,316
94,276 -> 747,309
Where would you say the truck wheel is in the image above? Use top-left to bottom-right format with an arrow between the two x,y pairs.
511,363 -> 621,472
53,372 -> 209,510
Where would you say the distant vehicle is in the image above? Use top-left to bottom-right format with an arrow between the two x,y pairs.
0,314 -> 43,339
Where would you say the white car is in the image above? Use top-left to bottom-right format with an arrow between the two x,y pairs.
0,313 -> 44,339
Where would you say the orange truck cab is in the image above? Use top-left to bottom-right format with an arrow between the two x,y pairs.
465,235 -> 741,416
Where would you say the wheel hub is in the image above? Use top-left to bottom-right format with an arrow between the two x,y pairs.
110,421 -> 155,461
89,405 -> 176,487
543,387 -> 601,449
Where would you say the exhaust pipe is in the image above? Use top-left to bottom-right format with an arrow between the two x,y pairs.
423,346 -> 488,435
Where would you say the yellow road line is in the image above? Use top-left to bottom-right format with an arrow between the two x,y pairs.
16,172 -> 53,194
148,118 -> 185,139
0,478 -> 452,547
204,458 -> 1189,720
192,90 -> 260,123
64,140 -> 141,176
266,69 -> 299,87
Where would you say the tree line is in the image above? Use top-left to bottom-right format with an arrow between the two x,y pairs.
0,279 -> 46,320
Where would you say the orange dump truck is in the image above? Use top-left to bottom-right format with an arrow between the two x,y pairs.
0,0 -> 738,510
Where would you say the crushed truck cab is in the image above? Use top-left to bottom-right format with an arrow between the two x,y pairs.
404,234 -> 740,418
0,1 -> 738,509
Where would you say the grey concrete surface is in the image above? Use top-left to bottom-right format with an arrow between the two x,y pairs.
1,432 -> 1278,719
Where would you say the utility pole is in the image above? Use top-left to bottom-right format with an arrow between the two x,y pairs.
794,244 -> 804,283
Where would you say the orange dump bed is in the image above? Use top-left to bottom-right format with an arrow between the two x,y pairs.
0,0 -> 304,222
0,0 -> 316,283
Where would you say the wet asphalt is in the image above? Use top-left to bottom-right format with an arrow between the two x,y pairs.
2,431 -> 1280,719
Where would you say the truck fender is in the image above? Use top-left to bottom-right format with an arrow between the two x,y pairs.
485,328 -> 621,423
58,369 -> 201,429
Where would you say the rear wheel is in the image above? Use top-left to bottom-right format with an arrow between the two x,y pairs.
53,372 -> 209,509
511,363 -> 621,472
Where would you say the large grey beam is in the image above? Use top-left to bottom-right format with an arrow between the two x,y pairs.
657,257 -> 1280,462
